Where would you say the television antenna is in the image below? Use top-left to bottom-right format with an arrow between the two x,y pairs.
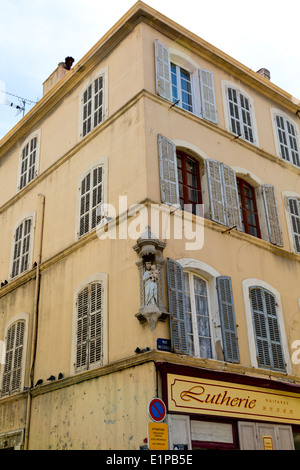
1,90 -> 38,117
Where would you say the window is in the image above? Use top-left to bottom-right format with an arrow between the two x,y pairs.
274,114 -> 300,167
287,197 -> 300,253
11,217 -> 34,278
237,178 -> 261,238
1,321 -> 25,396
18,131 -> 40,190
78,165 -> 104,237
171,63 -> 193,112
155,40 -> 217,123
184,272 -> 212,358
226,87 -> 255,143
80,68 -> 108,138
167,258 -> 239,363
177,151 -> 202,215
72,274 -> 108,374
249,286 -> 285,372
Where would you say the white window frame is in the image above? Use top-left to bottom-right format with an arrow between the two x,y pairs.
79,66 -> 108,139
221,81 -> 259,146
75,157 -> 108,240
70,273 -> 108,375
9,212 -> 35,280
0,313 -> 29,398
176,258 -> 223,361
282,191 -> 300,254
242,278 -> 292,374
271,108 -> 300,168
159,45 -> 217,122
17,130 -> 41,191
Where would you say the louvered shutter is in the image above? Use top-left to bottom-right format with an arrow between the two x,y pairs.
82,84 -> 92,137
167,258 -> 188,355
12,218 -> 32,278
76,286 -> 89,369
76,283 -> 103,371
89,283 -> 103,366
79,173 -> 91,237
250,287 -> 285,371
206,160 -> 226,225
262,185 -> 283,246
158,134 -> 180,206
91,167 -> 103,229
221,165 -> 243,230
288,197 -> 300,253
216,277 -> 239,363
2,321 -> 25,396
155,40 -> 172,101
199,69 -> 217,123
79,166 -> 103,237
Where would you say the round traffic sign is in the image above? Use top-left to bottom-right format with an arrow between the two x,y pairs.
148,398 -> 166,422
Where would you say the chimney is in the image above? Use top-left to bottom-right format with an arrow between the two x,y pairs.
256,68 -> 271,80
43,57 -> 75,96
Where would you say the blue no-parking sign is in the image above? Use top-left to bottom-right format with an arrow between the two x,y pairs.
148,398 -> 167,422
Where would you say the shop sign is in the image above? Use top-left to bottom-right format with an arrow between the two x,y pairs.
167,373 -> 300,425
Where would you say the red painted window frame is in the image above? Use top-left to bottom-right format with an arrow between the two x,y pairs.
237,177 -> 261,238
176,151 -> 202,214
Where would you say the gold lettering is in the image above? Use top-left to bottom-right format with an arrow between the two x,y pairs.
179,386 -> 257,410
180,386 -> 205,403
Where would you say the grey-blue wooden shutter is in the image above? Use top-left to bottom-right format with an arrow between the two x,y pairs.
249,287 -> 285,371
158,134 -> 180,207
167,258 -> 188,355
155,40 -> 172,101
216,276 -> 239,363
199,69 -> 217,123
262,185 -> 283,246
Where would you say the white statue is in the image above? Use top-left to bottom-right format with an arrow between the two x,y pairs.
143,262 -> 159,305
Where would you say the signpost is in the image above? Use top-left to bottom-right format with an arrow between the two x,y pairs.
148,398 -> 168,450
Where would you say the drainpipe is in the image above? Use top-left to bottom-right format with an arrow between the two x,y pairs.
24,194 -> 45,450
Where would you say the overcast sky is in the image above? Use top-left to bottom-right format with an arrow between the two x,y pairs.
1,0 -> 299,139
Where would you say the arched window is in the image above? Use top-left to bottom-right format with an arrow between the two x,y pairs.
237,177 -> 261,238
75,281 -> 104,371
18,131 -> 40,190
1,321 -> 25,396
177,150 -> 202,215
80,68 -> 108,138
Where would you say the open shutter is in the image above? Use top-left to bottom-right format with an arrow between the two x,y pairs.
79,172 -> 91,237
216,277 -> 239,363
155,40 -> 172,101
206,160 -> 226,225
288,197 -> 300,253
199,69 -> 217,123
221,165 -> 243,230
262,185 -> 283,246
167,258 -> 188,355
264,290 -> 285,371
158,134 -> 180,206
91,166 -> 103,229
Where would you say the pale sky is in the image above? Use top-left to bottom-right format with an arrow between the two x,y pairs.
1,0 -> 300,139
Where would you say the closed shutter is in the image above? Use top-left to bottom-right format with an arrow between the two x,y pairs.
262,185 -> 283,246
286,120 -> 300,167
250,287 -> 285,371
155,40 -> 172,101
206,160 -> 226,225
167,258 -> 188,355
237,422 -> 257,450
199,69 -> 217,123
216,277 -> 239,363
158,134 -> 180,207
275,115 -> 300,167
2,321 -> 25,396
93,76 -> 104,128
221,164 -> 243,231
79,166 -> 103,237
288,197 -> 300,253
76,283 -> 103,371
82,84 -> 92,137
12,218 -> 32,278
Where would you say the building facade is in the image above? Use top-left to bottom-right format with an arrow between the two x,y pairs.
1,1 -> 300,450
